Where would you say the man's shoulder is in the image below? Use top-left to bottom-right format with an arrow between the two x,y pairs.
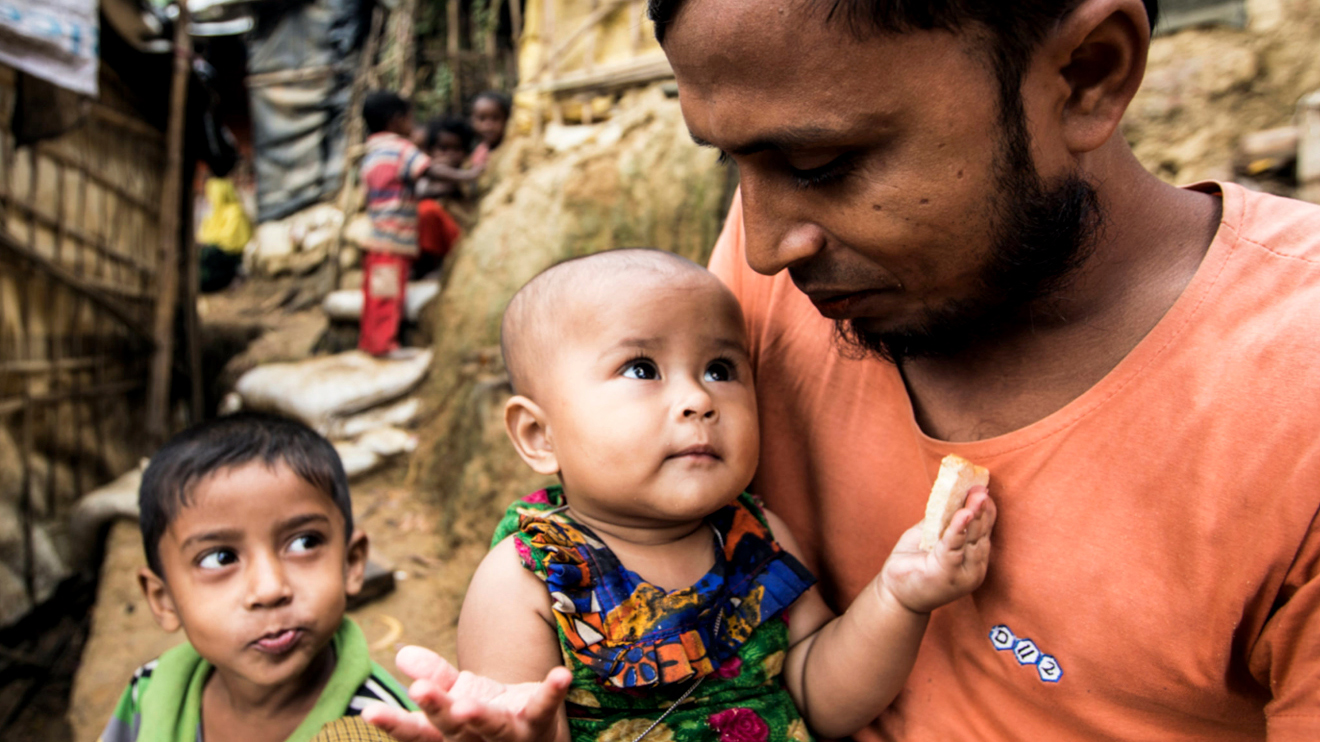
1231,185 -> 1320,263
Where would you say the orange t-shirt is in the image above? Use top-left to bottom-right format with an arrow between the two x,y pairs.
708,182 -> 1320,741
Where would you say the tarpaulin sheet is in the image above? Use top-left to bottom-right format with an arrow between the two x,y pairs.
0,0 -> 99,96
247,0 -> 365,222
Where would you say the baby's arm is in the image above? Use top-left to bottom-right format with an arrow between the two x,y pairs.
775,491 -> 996,738
367,536 -> 571,742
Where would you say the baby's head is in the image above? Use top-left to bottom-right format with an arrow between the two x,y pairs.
137,412 -> 367,689
500,249 -> 759,527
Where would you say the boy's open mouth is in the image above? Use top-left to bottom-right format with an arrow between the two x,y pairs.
252,628 -> 305,655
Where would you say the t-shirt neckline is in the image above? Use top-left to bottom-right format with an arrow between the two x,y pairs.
904,180 -> 1240,459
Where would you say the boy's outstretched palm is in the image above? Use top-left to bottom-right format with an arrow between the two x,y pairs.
362,647 -> 571,742
880,489 -> 996,614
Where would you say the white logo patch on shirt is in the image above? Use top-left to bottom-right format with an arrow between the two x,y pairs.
989,624 -> 1062,683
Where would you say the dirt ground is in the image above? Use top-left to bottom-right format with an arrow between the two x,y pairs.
65,463 -> 486,742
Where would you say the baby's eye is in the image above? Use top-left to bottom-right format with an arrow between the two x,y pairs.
288,534 -> 323,554
621,359 -> 659,380
704,360 -> 736,382
198,549 -> 237,570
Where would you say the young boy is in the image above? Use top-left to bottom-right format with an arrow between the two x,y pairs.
412,117 -> 474,279
100,413 -> 415,742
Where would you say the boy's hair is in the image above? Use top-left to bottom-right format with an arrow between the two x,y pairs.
138,412 -> 352,577
471,90 -> 512,118
363,91 -> 411,134
425,116 -> 476,152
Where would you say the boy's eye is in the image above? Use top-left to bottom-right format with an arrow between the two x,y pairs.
705,360 -> 736,382
288,534 -> 324,554
198,550 -> 237,570
621,359 -> 659,380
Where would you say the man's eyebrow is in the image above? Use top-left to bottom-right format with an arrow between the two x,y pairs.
690,126 -> 851,156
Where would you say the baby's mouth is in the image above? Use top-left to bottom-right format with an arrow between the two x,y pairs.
251,628 -> 305,655
670,444 -> 721,460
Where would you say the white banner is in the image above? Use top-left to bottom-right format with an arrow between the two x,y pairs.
0,0 -> 99,97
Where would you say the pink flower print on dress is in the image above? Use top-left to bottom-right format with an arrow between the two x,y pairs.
712,657 -> 742,680
707,708 -> 769,742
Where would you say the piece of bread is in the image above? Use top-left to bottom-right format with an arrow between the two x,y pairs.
919,454 -> 990,551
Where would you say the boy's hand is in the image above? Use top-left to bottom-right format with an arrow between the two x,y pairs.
878,489 -> 996,615
362,646 -> 571,742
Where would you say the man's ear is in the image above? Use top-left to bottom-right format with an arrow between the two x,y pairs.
1041,0 -> 1150,154
344,528 -> 369,597
138,567 -> 182,633
504,395 -> 560,476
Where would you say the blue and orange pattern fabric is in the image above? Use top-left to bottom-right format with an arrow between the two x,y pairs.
491,487 -> 817,742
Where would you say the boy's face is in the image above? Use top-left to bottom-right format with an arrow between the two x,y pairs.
432,131 -> 468,168
527,271 -> 759,527
140,462 -> 367,690
471,99 -> 507,146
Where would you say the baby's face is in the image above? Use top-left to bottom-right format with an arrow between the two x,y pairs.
540,272 -> 759,527
149,462 -> 363,690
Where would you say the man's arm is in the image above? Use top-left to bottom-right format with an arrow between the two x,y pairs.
1254,507 -> 1320,740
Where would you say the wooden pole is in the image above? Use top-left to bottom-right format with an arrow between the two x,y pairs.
331,4 -> 385,290
448,0 -> 461,110
147,4 -> 191,446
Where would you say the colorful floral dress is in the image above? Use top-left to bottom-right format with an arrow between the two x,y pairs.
491,487 -> 817,742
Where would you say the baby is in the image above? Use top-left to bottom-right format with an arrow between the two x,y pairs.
366,249 -> 995,742
101,413 -> 416,742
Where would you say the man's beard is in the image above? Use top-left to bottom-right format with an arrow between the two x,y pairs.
836,103 -> 1105,365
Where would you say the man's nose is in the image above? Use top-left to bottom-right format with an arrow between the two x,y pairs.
245,552 -> 293,610
740,186 -> 829,277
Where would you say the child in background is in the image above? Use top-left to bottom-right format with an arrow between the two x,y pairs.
100,412 -> 415,742
365,250 -> 996,742
469,91 -> 511,168
412,117 -> 474,279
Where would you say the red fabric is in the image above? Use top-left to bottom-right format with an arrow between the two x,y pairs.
359,251 -> 411,356
418,199 -> 462,257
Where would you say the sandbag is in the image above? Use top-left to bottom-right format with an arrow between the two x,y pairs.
333,426 -> 418,479
324,397 -> 422,440
321,280 -> 441,322
68,460 -> 147,568
234,350 -> 433,432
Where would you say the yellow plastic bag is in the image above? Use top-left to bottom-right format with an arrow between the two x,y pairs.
197,177 -> 253,254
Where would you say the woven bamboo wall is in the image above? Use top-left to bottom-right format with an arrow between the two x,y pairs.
0,64 -> 164,626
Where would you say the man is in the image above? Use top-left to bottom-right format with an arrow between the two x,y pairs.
368,1 -> 1320,739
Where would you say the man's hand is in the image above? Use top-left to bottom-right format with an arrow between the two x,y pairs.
362,646 -> 572,742
879,488 -> 996,614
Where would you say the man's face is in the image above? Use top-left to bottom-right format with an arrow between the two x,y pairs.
665,1 -> 1099,361
149,463 -> 366,690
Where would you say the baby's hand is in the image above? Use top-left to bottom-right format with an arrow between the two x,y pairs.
878,489 -> 996,614
362,646 -> 571,742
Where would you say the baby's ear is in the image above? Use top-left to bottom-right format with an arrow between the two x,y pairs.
504,395 -> 560,476
138,567 -> 182,633
343,529 -> 369,597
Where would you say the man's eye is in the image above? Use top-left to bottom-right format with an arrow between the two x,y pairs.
787,152 -> 858,190
705,360 -> 735,382
288,534 -> 323,554
198,550 -> 237,570
622,359 -> 659,380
